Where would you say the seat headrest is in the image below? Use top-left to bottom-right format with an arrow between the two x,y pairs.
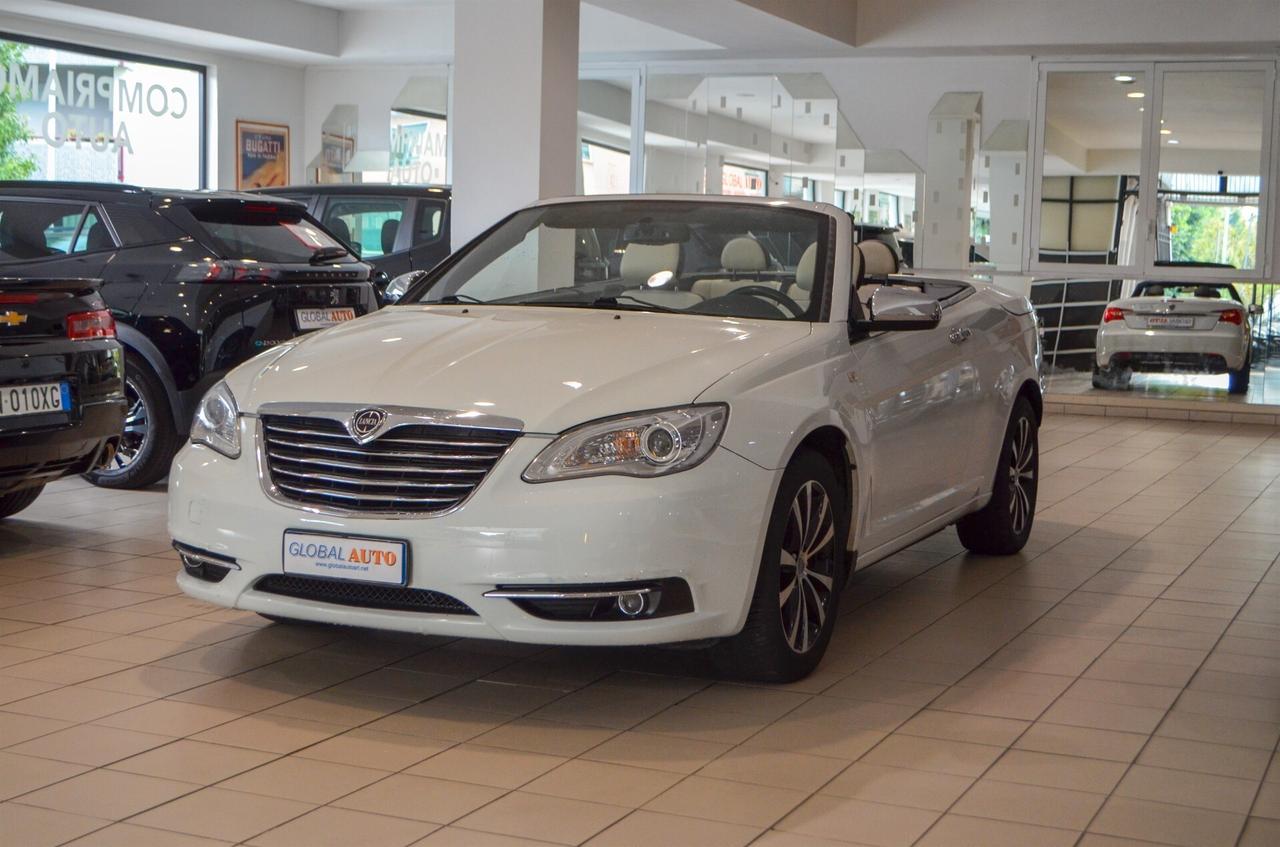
329,218 -> 352,247
721,237 -> 766,273
381,219 -> 399,254
795,243 -> 818,292
858,239 -> 899,276
620,242 -> 680,286
86,222 -> 112,251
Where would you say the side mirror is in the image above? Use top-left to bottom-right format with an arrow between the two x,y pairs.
383,270 -> 426,303
857,286 -> 942,331
1249,303 -> 1264,315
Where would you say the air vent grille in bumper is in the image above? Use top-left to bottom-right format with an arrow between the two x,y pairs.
254,574 -> 477,615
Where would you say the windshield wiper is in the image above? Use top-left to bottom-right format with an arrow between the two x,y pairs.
437,293 -> 487,304
588,295 -> 682,313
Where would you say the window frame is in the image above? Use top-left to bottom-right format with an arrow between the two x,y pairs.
1027,59 -> 1277,281
319,195 -> 413,259
0,197 -> 119,264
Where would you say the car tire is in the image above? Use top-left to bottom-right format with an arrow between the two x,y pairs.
0,485 -> 44,519
84,354 -> 178,490
1228,358 -> 1251,395
712,449 -> 848,683
957,397 -> 1038,556
1091,364 -> 1131,390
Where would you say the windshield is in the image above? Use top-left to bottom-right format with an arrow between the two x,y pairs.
184,202 -> 355,264
416,201 -> 830,321
1135,282 -> 1242,302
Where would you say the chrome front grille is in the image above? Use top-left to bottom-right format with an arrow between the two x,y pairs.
261,414 -> 519,514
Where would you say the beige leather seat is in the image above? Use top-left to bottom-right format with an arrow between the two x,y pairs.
691,237 -> 774,301
856,239 -> 897,309
789,242 -> 818,311
619,242 -> 704,309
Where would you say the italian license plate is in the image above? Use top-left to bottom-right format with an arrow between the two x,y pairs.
0,382 -> 71,419
282,531 -> 407,585
1147,316 -> 1194,329
295,307 -> 357,330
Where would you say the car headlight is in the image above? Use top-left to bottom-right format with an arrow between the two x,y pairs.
523,405 -> 728,482
190,381 -> 240,459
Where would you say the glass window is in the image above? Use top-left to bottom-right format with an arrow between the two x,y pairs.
0,37 -> 204,188
722,163 -> 767,196
0,200 -> 89,261
1154,69 -> 1268,270
414,201 -> 446,245
104,205 -> 184,246
389,109 -> 447,184
581,141 -> 630,195
321,198 -> 409,259
417,200 -> 828,322
70,209 -> 103,252
184,202 -> 353,264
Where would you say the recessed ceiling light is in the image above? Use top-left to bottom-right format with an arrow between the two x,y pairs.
1126,91 -> 1145,99
1138,107 -> 1145,111
1114,74 -> 1136,83
1168,139 -> 1180,144
1160,128 -> 1172,135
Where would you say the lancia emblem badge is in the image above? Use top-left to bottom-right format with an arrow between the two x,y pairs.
348,408 -> 388,442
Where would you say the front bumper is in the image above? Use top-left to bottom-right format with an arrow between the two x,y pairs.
168,421 -> 779,645
1096,323 -> 1249,372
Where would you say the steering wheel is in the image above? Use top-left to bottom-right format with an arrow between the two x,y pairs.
727,285 -> 806,318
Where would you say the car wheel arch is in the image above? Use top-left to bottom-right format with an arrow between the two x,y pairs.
113,322 -> 181,430
789,425 -> 859,575
1016,379 -> 1043,424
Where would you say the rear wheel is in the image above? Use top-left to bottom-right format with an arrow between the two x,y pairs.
957,397 -> 1038,555
1228,356 -> 1251,395
0,485 -> 44,519
1091,363 -> 1131,390
712,449 -> 847,682
84,354 -> 177,490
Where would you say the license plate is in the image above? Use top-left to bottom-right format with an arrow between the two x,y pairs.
1147,316 -> 1194,329
295,307 -> 357,330
283,531 -> 407,585
0,382 -> 71,419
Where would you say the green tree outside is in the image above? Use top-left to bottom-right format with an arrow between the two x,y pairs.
0,41 -> 37,180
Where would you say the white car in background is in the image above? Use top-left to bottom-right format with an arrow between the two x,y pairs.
169,196 -> 1043,681
1094,281 -> 1258,394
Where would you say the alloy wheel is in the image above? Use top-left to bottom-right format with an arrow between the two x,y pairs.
106,376 -> 149,473
779,480 -> 837,654
1007,416 -> 1035,536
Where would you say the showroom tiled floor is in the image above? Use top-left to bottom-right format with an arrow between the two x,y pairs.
1,413 -> 1279,847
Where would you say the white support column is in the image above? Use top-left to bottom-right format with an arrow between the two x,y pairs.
450,0 -> 579,247
920,92 -> 981,271
982,120 -> 1029,272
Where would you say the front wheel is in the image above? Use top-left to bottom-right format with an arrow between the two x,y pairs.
1091,363 -> 1131,390
712,449 -> 848,682
957,397 -> 1038,555
1228,357 -> 1251,395
84,354 -> 178,490
0,485 -> 44,519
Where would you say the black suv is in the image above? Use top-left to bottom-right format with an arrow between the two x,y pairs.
0,182 -> 378,489
250,184 -> 451,283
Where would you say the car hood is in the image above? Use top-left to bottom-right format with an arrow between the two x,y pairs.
234,305 -> 812,433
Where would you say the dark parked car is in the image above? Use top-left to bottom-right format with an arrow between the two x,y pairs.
0,277 -> 125,518
249,184 -> 451,285
0,182 -> 379,489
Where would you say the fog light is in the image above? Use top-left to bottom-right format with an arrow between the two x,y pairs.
617,592 -> 647,616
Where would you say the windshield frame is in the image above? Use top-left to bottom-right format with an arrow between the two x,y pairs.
403,198 -> 838,323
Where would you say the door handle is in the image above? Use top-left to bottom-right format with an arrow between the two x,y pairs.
948,327 -> 972,344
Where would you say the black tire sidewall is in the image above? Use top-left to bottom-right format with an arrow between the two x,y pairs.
85,355 -> 177,489
0,484 -> 44,519
958,397 -> 1038,555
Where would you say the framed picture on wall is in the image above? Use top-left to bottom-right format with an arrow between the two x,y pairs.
236,120 -> 290,189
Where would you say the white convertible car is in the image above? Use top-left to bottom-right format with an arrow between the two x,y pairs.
1094,281 -> 1258,394
169,196 -> 1042,680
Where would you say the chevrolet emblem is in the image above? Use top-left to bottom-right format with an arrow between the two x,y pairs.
0,311 -> 27,327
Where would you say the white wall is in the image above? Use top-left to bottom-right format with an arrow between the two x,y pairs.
0,11 -> 305,189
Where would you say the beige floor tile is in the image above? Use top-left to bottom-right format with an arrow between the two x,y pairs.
109,739 -> 276,783
698,747 -> 849,792
985,749 -> 1127,793
414,826 -> 567,845
743,714 -> 887,761
93,700 -> 245,736
9,723 -> 173,767
821,762 -> 973,811
1253,780 -> 1280,817
583,731 -> 732,774
585,810 -> 761,847
333,773 -> 503,823
16,768 -> 198,820
131,787 -> 315,842
218,755 -> 388,804
364,702 -> 510,742
61,821 -> 233,846
896,709 -> 1029,747
644,775 -> 808,827
294,728 -> 451,772
1089,796 -> 1246,847
246,806 -> 436,847
455,790 -> 629,845
0,752 -> 89,801
0,711 -> 73,746
859,734 -> 1004,777
405,743 -> 564,789
471,717 -> 616,757
1239,816 -> 1280,847
776,795 -> 939,846
190,713 -> 345,754
0,802 -> 109,847
633,703 -> 770,745
1115,764 -> 1259,814
524,759 -> 680,806
1040,697 -> 1167,734
1156,710 -> 1280,750
1137,736 -> 1272,780
915,813 -> 1080,847
1,685 -> 152,723
951,778 -> 1105,829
